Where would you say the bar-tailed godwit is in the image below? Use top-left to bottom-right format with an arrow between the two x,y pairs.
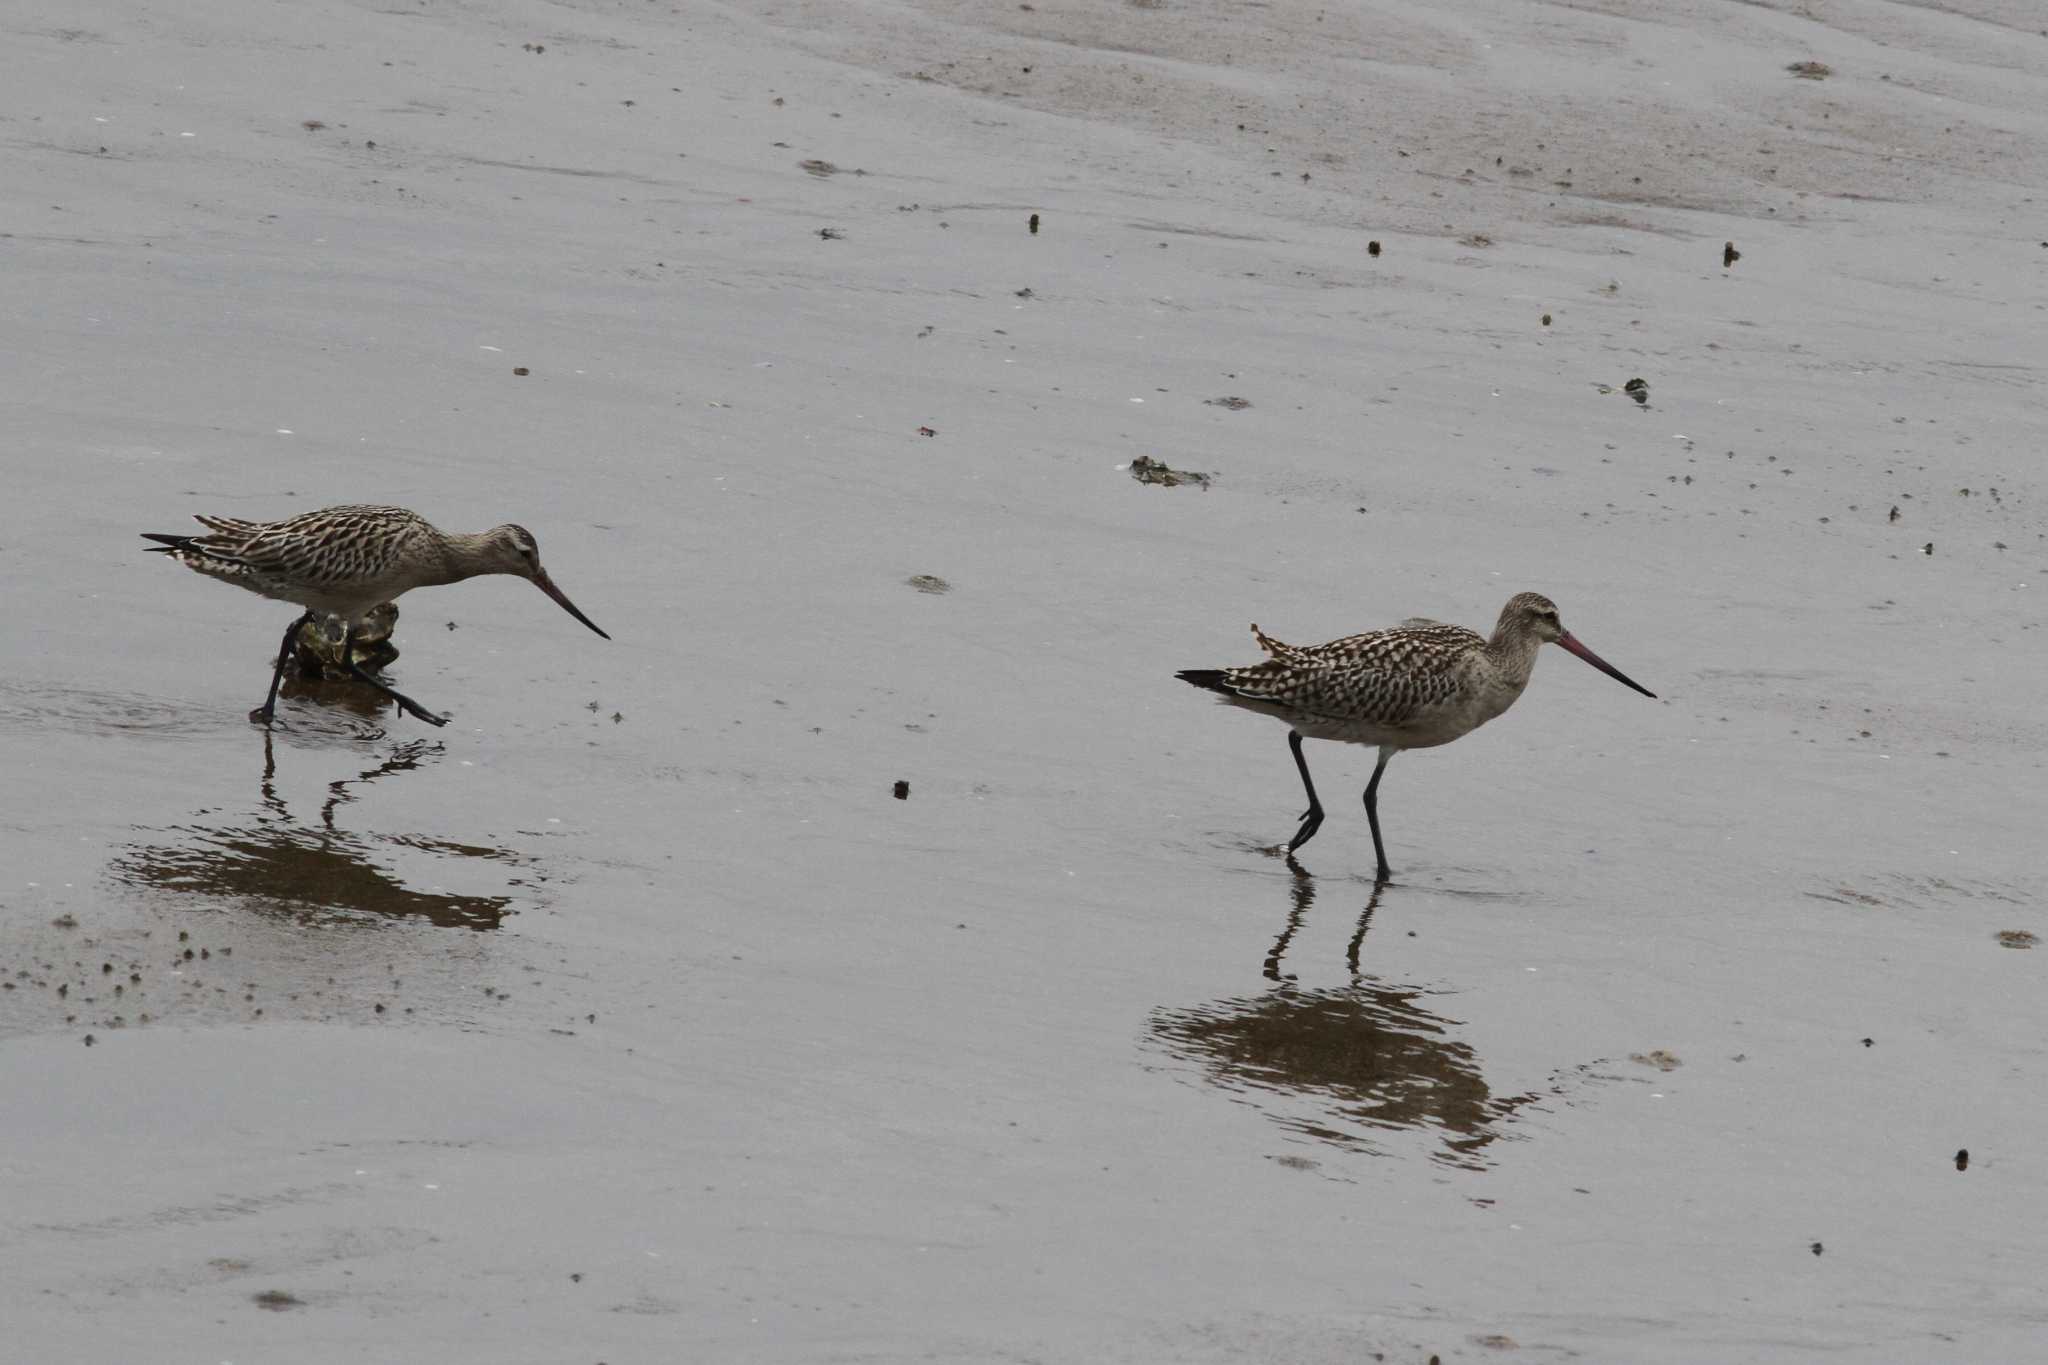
144,504 -> 609,727
1178,592 -> 1654,880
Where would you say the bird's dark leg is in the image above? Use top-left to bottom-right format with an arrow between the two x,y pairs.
250,612 -> 313,726
1362,746 -> 1396,883
339,621 -> 449,727
1285,729 -> 1325,852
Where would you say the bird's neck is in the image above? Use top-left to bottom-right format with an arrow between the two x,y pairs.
432,531 -> 496,586
1484,619 -> 1544,687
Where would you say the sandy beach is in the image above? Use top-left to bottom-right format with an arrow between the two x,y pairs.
4,1 -> 2046,1360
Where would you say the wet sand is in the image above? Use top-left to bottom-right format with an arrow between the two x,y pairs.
4,1 -> 2046,1360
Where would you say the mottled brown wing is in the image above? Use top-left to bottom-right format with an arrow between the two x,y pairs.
185,505 -> 430,590
250,506 -> 432,590
1224,623 -> 1481,727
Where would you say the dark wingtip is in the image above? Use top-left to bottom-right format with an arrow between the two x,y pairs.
1177,669 -> 1232,695
140,533 -> 189,553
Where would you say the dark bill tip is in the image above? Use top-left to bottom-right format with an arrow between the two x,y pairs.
535,571 -> 611,640
1558,631 -> 1656,699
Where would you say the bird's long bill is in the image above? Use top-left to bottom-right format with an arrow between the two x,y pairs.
1558,632 -> 1656,698
534,569 -> 611,640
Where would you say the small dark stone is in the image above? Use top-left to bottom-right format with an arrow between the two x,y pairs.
1810,1241 -> 1823,1256
1723,241 -> 1740,268
1367,240 -> 1381,256
513,366 -> 530,376
1029,212 -> 1040,234
1955,1148 -> 1969,1171
893,780 -> 910,800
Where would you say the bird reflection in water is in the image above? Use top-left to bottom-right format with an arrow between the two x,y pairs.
109,735 -> 536,930
1152,862 -> 1537,1169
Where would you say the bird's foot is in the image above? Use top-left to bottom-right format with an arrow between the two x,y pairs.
395,700 -> 450,727
248,706 -> 277,727
1286,811 -> 1324,853
348,669 -> 449,727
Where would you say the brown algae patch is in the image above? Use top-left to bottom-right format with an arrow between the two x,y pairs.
1128,455 -> 1211,489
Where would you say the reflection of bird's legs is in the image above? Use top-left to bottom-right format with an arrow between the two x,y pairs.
1346,881 -> 1387,981
322,740 -> 444,829
1263,856 -> 1316,982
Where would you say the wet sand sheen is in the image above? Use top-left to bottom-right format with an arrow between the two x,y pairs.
3,0 -> 2046,1360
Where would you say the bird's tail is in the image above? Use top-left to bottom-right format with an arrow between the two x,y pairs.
1176,669 -> 1234,696
140,533 -> 194,554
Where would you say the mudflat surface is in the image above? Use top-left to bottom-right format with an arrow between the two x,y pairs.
3,2 -> 2045,1361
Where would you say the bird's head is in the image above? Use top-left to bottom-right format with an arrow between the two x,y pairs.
478,524 -> 610,640
1501,591 -> 1566,643
1502,591 -> 1654,698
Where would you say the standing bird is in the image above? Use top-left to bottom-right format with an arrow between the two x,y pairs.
1177,593 -> 1654,881
144,504 -> 610,727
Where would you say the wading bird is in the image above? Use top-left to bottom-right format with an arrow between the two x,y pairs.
144,504 -> 609,726
1178,593 -> 1654,880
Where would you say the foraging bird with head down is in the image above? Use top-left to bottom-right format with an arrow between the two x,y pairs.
1178,593 -> 1655,881
144,504 -> 609,727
